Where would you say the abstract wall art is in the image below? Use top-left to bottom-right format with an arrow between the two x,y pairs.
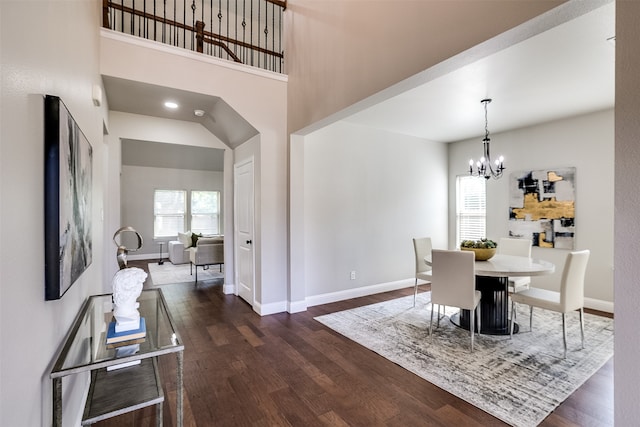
44,95 -> 93,300
508,167 -> 575,249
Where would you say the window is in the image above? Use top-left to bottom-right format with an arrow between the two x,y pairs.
154,190 -> 186,238
191,190 -> 220,235
456,176 -> 486,244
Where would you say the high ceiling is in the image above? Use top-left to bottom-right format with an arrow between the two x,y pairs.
341,2 -> 615,143
103,2 -> 614,147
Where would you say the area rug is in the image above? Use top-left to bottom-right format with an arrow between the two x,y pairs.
314,293 -> 613,427
147,262 -> 223,285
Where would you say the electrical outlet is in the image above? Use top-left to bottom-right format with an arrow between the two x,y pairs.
350,271 -> 356,280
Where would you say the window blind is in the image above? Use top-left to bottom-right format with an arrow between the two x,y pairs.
191,190 -> 220,235
154,190 -> 186,237
456,176 -> 487,243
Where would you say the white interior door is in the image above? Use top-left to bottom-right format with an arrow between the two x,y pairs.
234,158 -> 255,305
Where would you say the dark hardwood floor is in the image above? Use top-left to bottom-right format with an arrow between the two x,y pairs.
96,259 -> 613,426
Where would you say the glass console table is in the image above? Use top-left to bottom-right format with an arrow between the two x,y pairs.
50,289 -> 184,426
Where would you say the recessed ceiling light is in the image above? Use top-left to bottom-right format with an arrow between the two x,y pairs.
194,109 -> 205,117
164,101 -> 179,109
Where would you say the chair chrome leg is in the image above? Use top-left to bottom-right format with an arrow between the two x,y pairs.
562,313 -> 567,359
414,278 -> 418,307
477,303 -> 481,336
437,304 -> 442,328
579,308 -> 585,349
529,306 -> 534,331
509,300 -> 516,338
429,307 -> 434,341
470,308 -> 475,352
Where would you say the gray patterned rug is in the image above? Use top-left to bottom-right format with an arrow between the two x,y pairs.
314,293 -> 613,427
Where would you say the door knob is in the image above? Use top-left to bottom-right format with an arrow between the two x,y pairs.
246,240 -> 252,245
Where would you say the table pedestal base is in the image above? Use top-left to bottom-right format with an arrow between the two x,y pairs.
450,275 -> 518,335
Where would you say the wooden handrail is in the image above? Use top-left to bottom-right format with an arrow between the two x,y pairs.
195,21 -> 283,59
104,1 -> 283,59
104,1 -> 193,32
266,0 -> 287,10
103,0 -> 284,72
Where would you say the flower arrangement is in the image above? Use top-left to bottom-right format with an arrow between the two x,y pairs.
460,238 -> 497,249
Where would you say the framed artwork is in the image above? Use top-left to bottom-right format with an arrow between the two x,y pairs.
44,95 -> 93,300
508,167 -> 575,249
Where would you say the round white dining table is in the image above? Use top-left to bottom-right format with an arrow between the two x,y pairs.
424,253 -> 555,335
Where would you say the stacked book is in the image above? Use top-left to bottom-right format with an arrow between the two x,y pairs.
105,317 -> 147,347
105,318 -> 147,371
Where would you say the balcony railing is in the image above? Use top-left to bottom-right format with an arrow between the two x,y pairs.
102,0 -> 285,73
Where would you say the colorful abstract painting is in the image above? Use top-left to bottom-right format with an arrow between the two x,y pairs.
508,168 -> 575,249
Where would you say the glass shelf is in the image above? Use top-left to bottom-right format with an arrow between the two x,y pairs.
50,288 -> 184,427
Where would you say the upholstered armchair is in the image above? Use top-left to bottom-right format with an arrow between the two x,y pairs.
189,236 -> 224,282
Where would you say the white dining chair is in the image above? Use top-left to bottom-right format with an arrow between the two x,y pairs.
430,249 -> 481,352
498,237 -> 532,293
412,237 -> 432,307
509,250 -> 590,358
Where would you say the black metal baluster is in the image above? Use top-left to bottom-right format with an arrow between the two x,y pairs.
173,0 -> 176,46
249,0 -> 253,65
189,0 -> 194,50
153,0 -> 157,42
271,2 -> 275,71
218,0 -> 222,58
278,3 -> 282,73
264,1 -> 268,70
256,0 -> 260,69
234,0 -> 238,58
209,0 -> 213,55
242,0 -> 246,64
143,0 -> 146,38
226,0 -> 229,61
201,0 -> 205,54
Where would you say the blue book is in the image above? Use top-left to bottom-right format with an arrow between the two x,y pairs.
106,317 -> 146,344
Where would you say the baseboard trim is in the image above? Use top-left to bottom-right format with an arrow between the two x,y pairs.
254,300 -> 288,316
288,300 -> 308,314
585,297 -> 613,313
303,282 -> 613,314
305,279 -> 414,308
127,253 -> 159,261
223,284 -> 235,294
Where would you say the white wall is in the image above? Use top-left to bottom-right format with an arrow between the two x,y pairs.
120,165 -> 224,257
0,1 -> 107,425
448,109 -> 614,310
614,0 -> 640,422
301,121 -> 448,305
105,111 -> 232,289
101,32 -> 288,310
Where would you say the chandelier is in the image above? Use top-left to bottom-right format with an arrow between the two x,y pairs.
468,98 -> 505,180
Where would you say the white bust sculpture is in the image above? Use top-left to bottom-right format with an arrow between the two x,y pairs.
111,267 -> 147,332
